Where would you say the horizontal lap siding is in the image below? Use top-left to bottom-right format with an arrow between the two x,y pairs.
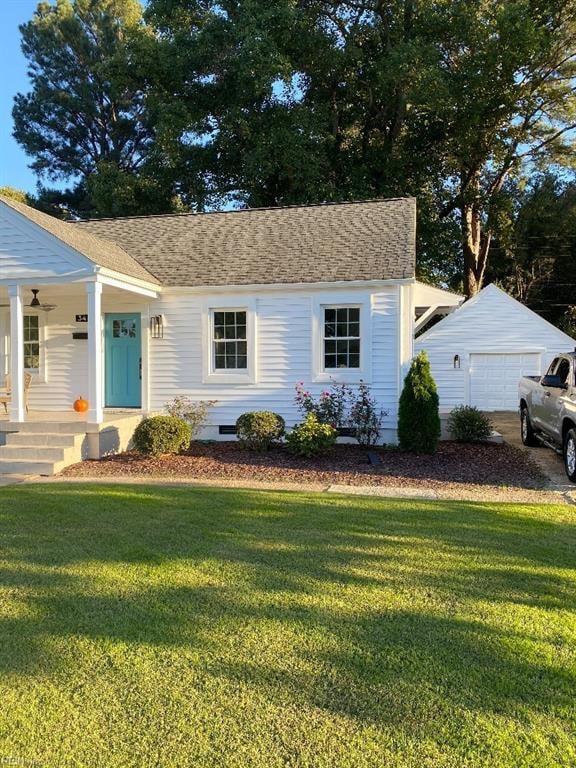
0,218 -> 84,279
149,288 -> 399,432
415,286 -> 575,409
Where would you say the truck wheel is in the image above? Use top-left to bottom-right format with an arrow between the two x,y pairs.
564,429 -> 576,483
521,407 -> 539,447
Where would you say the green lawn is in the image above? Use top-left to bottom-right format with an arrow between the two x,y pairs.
0,485 -> 574,767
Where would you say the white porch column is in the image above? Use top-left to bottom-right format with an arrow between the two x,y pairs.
8,284 -> 25,423
86,281 -> 103,424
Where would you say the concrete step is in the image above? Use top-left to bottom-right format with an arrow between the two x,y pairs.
5,432 -> 83,448
0,445 -> 77,462
0,459 -> 64,476
0,421 -> 87,435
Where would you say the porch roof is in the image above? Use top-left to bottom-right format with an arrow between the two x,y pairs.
0,196 -> 160,286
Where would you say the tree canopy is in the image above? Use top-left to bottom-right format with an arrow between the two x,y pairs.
12,0 -> 576,302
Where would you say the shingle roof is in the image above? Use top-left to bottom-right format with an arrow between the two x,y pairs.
72,198 -> 416,287
0,195 -> 160,285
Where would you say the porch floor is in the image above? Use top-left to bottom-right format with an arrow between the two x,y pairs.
0,409 -> 142,428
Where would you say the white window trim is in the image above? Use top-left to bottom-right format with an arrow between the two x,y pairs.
312,295 -> 372,383
22,312 -> 47,383
201,298 -> 257,384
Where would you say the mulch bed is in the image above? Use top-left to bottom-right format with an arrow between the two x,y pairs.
62,441 -> 546,490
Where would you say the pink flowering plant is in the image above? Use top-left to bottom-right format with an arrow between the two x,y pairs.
294,380 -> 386,447
294,382 -> 351,428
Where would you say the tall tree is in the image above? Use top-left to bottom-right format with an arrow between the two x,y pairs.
427,0 -> 576,296
13,0 -> 176,217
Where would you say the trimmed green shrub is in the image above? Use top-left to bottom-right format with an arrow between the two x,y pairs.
133,416 -> 192,457
286,414 -> 337,457
398,351 -> 440,454
236,411 -> 285,451
448,405 -> 493,442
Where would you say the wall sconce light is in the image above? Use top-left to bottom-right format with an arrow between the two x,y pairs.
150,315 -> 164,339
453,354 -> 461,369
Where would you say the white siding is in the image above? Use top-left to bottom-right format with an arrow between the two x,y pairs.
1,283 -> 401,441
149,286 -> 400,439
415,284 -> 576,410
0,204 -> 92,280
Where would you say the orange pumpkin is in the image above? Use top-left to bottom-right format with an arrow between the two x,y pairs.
73,396 -> 89,413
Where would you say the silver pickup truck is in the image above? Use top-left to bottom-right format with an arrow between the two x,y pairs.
519,351 -> 576,482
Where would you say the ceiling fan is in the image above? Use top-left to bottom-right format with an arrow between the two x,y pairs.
0,288 -> 57,312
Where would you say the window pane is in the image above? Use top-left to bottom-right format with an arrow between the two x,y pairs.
336,308 -> 348,323
336,322 -> 348,337
224,324 -> 236,339
349,338 -> 360,354
324,322 -> 336,338
348,322 -> 360,338
325,339 -> 336,354
348,354 -> 360,368
224,312 -> 236,325
336,353 -> 348,368
325,308 -> 336,323
214,341 -> 225,357
214,312 -> 225,326
325,355 -> 336,368
237,355 -> 247,369
215,356 -> 226,369
237,341 -> 247,356
348,308 -> 360,323
236,324 -> 246,340
214,325 -> 225,339
336,340 -> 348,354
212,310 -> 249,371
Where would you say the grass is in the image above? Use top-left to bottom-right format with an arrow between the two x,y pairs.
0,484 -> 574,768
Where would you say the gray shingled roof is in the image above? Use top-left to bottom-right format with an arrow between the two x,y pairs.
0,195 -> 160,285
73,198 -> 416,287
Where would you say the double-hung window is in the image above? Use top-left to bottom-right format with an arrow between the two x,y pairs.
213,310 -> 247,370
323,307 -> 361,369
23,315 -> 40,373
203,301 -> 256,383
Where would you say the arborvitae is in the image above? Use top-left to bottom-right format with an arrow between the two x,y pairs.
398,351 -> 441,453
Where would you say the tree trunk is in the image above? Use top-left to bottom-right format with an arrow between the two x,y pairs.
461,176 -> 491,298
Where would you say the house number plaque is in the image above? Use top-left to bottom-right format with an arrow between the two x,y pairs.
75,314 -> 88,323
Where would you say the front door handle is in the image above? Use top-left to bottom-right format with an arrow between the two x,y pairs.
139,357 -> 142,380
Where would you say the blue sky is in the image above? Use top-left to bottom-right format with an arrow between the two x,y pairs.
0,0 -> 47,194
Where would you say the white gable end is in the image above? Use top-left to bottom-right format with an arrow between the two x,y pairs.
0,202 -> 94,282
416,284 -> 576,411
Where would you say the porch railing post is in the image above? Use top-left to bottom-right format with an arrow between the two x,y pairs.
86,281 -> 103,424
8,284 -> 25,423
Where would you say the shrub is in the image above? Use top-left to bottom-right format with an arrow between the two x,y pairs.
286,414 -> 337,457
398,351 -> 440,454
448,405 -> 493,442
294,382 -> 350,427
236,411 -> 285,451
164,395 -> 216,439
133,416 -> 192,457
349,381 -> 387,447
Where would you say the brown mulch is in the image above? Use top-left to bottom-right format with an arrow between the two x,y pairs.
62,441 -> 547,491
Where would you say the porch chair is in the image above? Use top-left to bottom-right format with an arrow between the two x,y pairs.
0,373 -> 33,415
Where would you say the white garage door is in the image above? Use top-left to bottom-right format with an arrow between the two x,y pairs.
470,353 -> 541,411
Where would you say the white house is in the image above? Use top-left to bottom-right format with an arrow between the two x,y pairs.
415,283 -> 576,411
0,195 -> 462,474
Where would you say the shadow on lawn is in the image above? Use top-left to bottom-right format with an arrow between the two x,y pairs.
0,484 -> 574,729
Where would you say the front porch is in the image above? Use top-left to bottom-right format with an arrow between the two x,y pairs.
0,409 -> 143,474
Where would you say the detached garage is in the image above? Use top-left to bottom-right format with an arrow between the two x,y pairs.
415,284 -> 576,411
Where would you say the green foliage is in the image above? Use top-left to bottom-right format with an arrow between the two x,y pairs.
164,395 -> 216,439
349,381 -> 386,448
398,351 -> 440,454
0,187 -> 34,205
12,0 -> 177,218
286,413 -> 337,458
132,415 -> 191,457
447,406 -> 493,443
236,411 -> 285,451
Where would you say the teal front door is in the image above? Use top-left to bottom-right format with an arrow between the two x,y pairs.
105,313 -> 142,407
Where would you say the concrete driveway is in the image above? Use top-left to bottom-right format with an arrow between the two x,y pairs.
490,411 -> 572,490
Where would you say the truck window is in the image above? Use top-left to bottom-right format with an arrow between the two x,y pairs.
546,358 -> 560,377
556,358 -> 570,385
